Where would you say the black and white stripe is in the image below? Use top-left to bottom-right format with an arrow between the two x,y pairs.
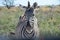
11,1 -> 40,40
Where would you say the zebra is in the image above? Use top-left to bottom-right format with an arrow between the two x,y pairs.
9,1 -> 40,40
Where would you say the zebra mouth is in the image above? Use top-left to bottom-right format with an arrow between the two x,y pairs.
25,21 -> 33,34
26,27 -> 33,33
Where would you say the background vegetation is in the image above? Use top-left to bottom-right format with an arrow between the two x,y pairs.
0,5 -> 60,38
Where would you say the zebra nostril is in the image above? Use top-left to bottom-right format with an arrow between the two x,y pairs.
32,14 -> 34,16
27,21 -> 31,26
32,20 -> 34,21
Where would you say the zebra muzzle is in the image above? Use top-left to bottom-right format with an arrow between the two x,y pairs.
26,21 -> 33,34
26,27 -> 33,34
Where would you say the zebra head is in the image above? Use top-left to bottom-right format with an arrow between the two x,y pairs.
19,1 -> 38,18
23,1 -> 38,34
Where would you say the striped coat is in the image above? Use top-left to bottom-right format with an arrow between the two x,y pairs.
15,15 -> 39,40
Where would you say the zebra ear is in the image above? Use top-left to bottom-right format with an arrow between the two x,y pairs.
32,2 -> 40,9
32,2 -> 38,9
19,4 -> 27,11
27,1 -> 30,8
19,4 -> 27,8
